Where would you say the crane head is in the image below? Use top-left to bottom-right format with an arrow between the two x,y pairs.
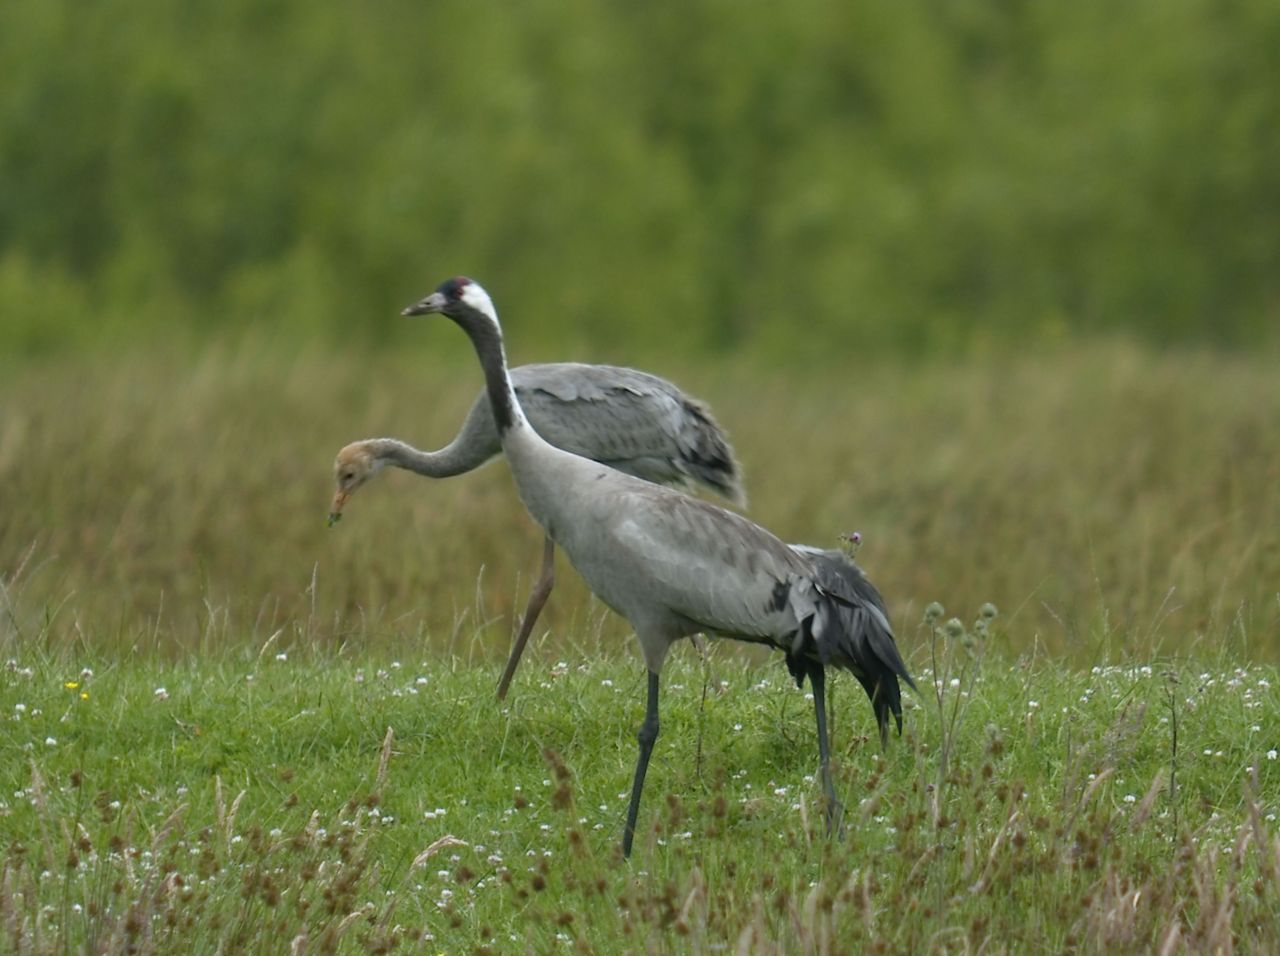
328,442 -> 379,527
401,276 -> 496,323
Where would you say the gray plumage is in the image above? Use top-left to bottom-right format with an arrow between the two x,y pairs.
449,363 -> 744,503
333,363 -> 742,499
330,363 -> 744,699
403,276 -> 915,856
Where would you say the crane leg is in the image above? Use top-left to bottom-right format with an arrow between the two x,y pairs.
496,536 -> 556,701
808,661 -> 844,837
622,670 -> 661,858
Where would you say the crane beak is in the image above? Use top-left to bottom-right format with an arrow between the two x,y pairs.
328,488 -> 350,527
402,291 -> 447,316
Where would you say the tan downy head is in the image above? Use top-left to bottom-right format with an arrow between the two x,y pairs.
328,442 -> 378,526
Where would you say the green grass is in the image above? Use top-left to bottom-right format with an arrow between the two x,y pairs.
1,633 -> 1277,953
3,339 -> 1279,663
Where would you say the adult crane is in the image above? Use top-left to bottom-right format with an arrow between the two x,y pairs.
404,276 -> 915,856
328,363 -> 744,699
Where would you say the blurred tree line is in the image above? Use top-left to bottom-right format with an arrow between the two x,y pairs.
1,0 -> 1277,361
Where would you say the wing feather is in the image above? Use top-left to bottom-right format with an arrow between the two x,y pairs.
509,364 -> 743,502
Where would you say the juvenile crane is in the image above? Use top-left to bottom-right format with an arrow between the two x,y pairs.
329,363 -> 744,699
404,277 -> 915,856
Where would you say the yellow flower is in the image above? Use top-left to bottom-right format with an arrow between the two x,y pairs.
64,681 -> 80,690
80,692 -> 89,700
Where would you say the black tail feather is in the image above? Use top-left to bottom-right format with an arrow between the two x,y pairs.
788,548 -> 916,746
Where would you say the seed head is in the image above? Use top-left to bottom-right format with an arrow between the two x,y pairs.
839,531 -> 863,558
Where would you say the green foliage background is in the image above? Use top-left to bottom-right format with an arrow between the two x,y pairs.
3,0 -> 1278,359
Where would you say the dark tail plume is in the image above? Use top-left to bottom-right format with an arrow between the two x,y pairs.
790,548 -> 915,745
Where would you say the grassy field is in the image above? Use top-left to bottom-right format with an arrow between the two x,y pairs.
2,339 -> 1278,663
2,339 -> 1279,951
1,634 -> 1277,953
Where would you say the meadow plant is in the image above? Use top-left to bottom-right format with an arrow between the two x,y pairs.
1,647 -> 1275,951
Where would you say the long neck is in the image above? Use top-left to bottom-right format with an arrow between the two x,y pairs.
367,434 -> 491,478
449,298 -> 584,539
453,307 -> 529,437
